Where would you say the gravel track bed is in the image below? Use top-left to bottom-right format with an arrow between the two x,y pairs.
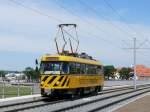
1,84 -> 150,112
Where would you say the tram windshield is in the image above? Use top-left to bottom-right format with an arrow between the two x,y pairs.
40,62 -> 69,74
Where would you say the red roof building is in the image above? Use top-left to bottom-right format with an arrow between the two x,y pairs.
136,65 -> 150,80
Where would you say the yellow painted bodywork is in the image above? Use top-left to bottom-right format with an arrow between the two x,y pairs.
40,75 -> 104,89
40,55 -> 104,90
41,55 -> 102,65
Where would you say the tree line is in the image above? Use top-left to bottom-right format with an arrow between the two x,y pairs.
104,65 -> 133,80
0,65 -> 133,81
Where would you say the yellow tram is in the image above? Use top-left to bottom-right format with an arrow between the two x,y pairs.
39,24 -> 104,97
40,54 -> 104,97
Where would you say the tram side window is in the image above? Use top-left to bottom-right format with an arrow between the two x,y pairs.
80,64 -> 86,74
69,62 -> 76,74
61,62 -> 69,74
86,64 -> 98,75
76,63 -> 81,74
86,65 -> 92,74
96,66 -> 103,74
92,65 -> 97,74
69,62 -> 102,75
100,66 -> 104,74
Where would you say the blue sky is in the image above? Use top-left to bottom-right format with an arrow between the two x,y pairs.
0,0 -> 150,71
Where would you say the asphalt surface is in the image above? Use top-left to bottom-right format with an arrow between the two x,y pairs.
115,94 -> 150,112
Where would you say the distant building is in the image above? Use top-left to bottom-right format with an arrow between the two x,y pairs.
113,72 -> 120,80
5,72 -> 26,82
136,65 -> 150,80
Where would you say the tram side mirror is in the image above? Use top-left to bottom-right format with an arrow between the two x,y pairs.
35,59 -> 40,72
35,59 -> 39,65
35,59 -> 40,82
35,59 -> 39,71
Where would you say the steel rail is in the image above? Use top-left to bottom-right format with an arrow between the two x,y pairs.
101,84 -> 150,94
51,86 -> 150,112
0,85 -> 132,108
1,84 -> 150,112
88,89 -> 150,112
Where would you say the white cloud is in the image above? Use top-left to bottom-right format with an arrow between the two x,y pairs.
0,35 -> 52,52
0,0 -> 150,68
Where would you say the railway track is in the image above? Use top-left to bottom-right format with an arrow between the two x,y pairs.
0,84 -> 150,112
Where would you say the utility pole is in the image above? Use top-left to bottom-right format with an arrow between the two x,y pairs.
133,38 -> 137,90
123,38 -> 150,90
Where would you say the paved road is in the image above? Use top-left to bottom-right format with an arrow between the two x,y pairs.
114,93 -> 150,112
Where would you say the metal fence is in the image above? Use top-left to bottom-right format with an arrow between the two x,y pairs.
0,79 -> 40,99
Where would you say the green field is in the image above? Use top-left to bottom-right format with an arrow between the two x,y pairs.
0,85 -> 32,98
